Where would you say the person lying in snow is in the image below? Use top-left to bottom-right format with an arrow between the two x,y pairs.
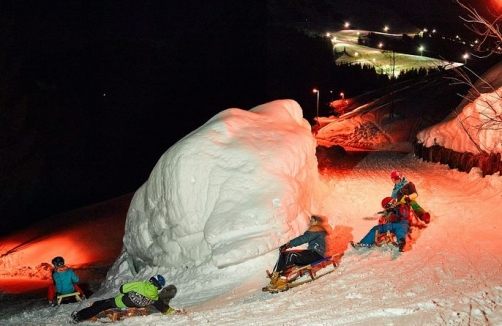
351,197 -> 410,252
70,275 -> 177,323
390,170 -> 430,224
47,256 -> 85,307
264,215 -> 327,291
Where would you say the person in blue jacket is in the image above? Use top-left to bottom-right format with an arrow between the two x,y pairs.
390,170 -> 430,224
71,275 -> 177,323
264,215 -> 327,291
47,256 -> 85,306
351,197 -> 410,252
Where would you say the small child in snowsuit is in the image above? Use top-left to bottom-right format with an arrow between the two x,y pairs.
47,256 -> 85,306
351,197 -> 410,252
71,275 -> 177,323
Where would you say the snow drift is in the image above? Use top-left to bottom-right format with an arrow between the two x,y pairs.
417,60 -> 502,155
119,99 -> 319,274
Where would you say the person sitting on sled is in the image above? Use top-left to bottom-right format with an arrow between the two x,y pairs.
352,197 -> 410,252
71,275 -> 178,323
390,170 -> 430,224
265,215 -> 327,291
47,256 -> 85,307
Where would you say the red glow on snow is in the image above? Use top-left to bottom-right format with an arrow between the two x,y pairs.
21,234 -> 95,267
0,196 -> 130,294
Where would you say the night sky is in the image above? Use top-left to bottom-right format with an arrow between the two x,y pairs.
0,0 -> 495,235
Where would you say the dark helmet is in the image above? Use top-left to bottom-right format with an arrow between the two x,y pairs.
310,215 -> 323,223
381,197 -> 397,209
149,274 -> 166,290
52,256 -> 65,268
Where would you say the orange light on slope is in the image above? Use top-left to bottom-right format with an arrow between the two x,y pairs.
0,234 -> 95,271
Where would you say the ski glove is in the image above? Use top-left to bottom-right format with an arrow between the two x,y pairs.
164,307 -> 175,315
279,243 -> 290,252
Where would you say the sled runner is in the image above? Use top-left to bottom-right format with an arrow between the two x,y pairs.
262,254 -> 340,293
90,307 -> 186,323
373,200 -> 428,251
56,291 -> 83,306
91,307 -> 148,322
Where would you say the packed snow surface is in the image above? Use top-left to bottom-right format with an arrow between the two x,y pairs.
2,151 -> 502,325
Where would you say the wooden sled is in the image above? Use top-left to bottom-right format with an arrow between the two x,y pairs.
263,254 -> 341,293
91,307 -> 148,322
56,291 -> 82,306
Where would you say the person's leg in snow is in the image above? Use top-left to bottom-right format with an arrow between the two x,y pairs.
71,298 -> 117,323
411,203 -> 430,224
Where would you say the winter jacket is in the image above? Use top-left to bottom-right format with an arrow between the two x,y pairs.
114,281 -> 159,308
52,266 -> 79,295
289,224 -> 327,256
381,203 -> 410,223
391,178 -> 418,202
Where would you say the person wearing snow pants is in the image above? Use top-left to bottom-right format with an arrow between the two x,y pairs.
358,220 -> 409,246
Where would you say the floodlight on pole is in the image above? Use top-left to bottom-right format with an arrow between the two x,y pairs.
313,89 -> 319,121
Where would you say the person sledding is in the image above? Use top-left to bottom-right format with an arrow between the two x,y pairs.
263,215 -> 327,292
47,256 -> 85,307
390,170 -> 430,224
70,275 -> 178,323
351,197 -> 410,252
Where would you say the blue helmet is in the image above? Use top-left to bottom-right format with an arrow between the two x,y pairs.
149,274 -> 166,290
156,275 -> 166,287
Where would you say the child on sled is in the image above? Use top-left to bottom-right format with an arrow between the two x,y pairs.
351,197 -> 410,252
71,275 -> 177,323
47,256 -> 85,307
264,215 -> 327,292
390,170 -> 430,224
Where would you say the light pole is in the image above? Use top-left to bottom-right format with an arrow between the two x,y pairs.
463,53 -> 469,64
419,46 -> 424,56
313,89 -> 319,121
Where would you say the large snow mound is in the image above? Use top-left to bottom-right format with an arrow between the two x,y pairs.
121,99 -> 319,271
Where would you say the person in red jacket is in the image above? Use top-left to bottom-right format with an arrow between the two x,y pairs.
351,197 -> 410,252
47,256 -> 85,307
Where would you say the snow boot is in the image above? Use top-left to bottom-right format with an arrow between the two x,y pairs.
421,212 -> 431,224
262,276 -> 289,292
71,311 -> 81,324
398,238 -> 406,252
350,241 -> 371,249
268,271 -> 281,285
272,277 -> 289,291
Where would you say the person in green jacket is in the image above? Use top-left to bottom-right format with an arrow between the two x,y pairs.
71,275 -> 177,323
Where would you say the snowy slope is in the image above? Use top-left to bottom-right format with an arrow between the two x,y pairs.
1,151 -> 502,325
